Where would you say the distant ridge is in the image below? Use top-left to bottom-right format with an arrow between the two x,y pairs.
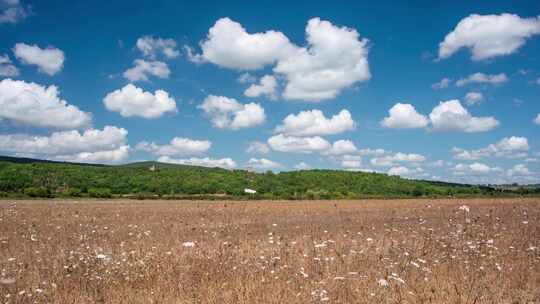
0,154 -> 537,199
0,155 -> 107,167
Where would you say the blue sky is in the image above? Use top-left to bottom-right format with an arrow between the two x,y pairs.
0,0 -> 539,184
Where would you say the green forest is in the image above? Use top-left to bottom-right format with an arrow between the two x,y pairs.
0,156 -> 537,199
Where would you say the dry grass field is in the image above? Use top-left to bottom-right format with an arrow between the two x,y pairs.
0,198 -> 539,303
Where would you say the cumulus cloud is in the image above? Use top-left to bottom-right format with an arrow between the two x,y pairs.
507,164 -> 530,176
453,162 -> 500,175
189,17 -> 295,70
340,155 -> 363,169
246,141 -> 270,154
534,113 -> 540,125
246,158 -> 282,170
382,100 -> 499,132
0,54 -> 18,76
387,166 -> 410,177
455,73 -> 508,87
123,59 -> 170,82
438,13 -> 540,61
325,139 -> 357,156
13,43 -> 64,75
431,77 -> 451,89
429,100 -> 499,133
244,75 -> 277,99
275,109 -> 355,136
136,137 -> 211,157
452,136 -> 529,160
0,78 -> 91,129
237,73 -> 256,84
199,95 -> 265,130
157,156 -> 236,169
55,146 -> 130,164
103,84 -> 177,119
358,148 -> 387,157
267,134 -> 330,154
0,0 -> 30,24
0,126 -> 129,164
381,103 -> 429,129
274,18 -> 370,101
370,152 -> 426,167
191,17 -> 370,101
136,36 -> 179,59
294,162 -> 311,170
464,92 -> 483,105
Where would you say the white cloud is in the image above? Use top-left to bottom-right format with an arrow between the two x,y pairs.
103,84 -> 177,119
429,100 -> 499,133
325,139 -> 357,156
55,146 -> 130,164
387,166 -> 410,177
0,126 -> 129,164
157,156 -> 236,169
244,75 -> 277,99
431,77 -> 451,89
267,134 -> 330,154
294,162 -> 311,170
275,109 -> 355,136
452,136 -> 529,160
438,13 -> 540,61
382,100 -> 499,133
246,141 -> 270,154
274,18 -> 370,101
0,78 -> 91,129
246,158 -> 282,170
455,73 -> 508,87
0,0 -> 30,24
199,95 -> 265,130
534,113 -> 540,125
136,137 -> 211,157
13,43 -> 64,75
507,164 -> 530,176
429,160 -> 446,167
371,152 -> 426,167
340,155 -> 362,169
123,59 -> 170,82
0,54 -> 18,76
464,92 -> 483,105
190,17 -> 295,70
237,73 -> 256,84
381,103 -> 428,129
136,36 -> 179,59
453,162 -> 499,175
358,148 -> 387,157
192,17 -> 370,102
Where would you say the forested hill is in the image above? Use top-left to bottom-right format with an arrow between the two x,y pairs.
0,156 -> 535,199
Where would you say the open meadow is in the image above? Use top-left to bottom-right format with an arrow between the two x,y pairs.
0,198 -> 539,303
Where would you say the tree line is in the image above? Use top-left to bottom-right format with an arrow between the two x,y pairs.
0,159 -> 535,199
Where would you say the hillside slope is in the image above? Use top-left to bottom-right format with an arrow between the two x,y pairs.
0,156 -> 532,199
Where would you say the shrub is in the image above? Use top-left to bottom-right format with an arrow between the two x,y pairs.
67,187 -> 82,197
88,187 -> 112,198
24,187 -> 51,198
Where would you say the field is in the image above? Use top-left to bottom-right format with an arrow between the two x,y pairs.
1,198 -> 539,303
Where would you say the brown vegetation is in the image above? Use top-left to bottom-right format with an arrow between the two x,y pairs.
1,198 -> 539,303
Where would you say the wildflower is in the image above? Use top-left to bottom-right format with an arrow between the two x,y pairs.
0,278 -> 15,285
458,205 -> 470,213
378,278 -> 389,287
